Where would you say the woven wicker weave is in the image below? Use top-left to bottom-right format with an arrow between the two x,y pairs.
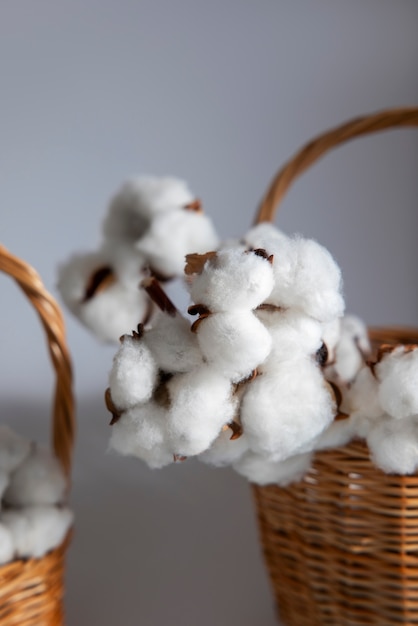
252,108 -> 418,626
0,245 -> 75,626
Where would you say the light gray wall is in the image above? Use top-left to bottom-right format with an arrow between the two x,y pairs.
0,2 -> 417,625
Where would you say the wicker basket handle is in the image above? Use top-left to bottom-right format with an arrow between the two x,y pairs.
256,107 -> 418,224
0,245 -> 75,478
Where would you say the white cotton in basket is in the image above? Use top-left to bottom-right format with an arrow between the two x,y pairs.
194,311 -> 272,382
2,506 -> 73,559
109,335 -> 158,411
103,176 -> 196,244
189,247 -> 274,312
136,208 -> 220,278
233,450 -> 313,486
241,359 -> 336,461
0,523 -> 14,565
109,402 -> 173,469
376,346 -> 418,420
367,415 -> 418,475
144,312 -> 202,374
327,314 -> 371,384
0,425 -> 31,473
199,430 -> 250,467
4,446 -> 67,507
266,235 -> 344,322
167,366 -> 237,457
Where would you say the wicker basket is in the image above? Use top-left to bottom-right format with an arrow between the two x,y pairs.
252,108 -> 418,626
0,245 -> 75,626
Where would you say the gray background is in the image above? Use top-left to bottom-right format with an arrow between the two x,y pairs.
0,2 -> 417,625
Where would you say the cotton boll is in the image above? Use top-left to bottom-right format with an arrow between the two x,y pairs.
256,309 -> 323,363
315,418 -> 355,451
0,425 -> 31,473
0,523 -> 14,564
376,347 -> 418,419
199,430 -> 250,467
321,318 -> 342,365
267,236 -> 344,322
243,223 -> 288,250
4,446 -> 67,507
109,335 -> 158,411
241,359 -> 335,461
367,416 -> 418,474
109,402 -> 173,469
2,506 -> 73,559
102,176 -> 196,244
189,248 -> 274,312
195,311 -> 272,382
136,209 -> 220,278
233,450 -> 313,486
144,312 -> 203,373
167,366 -> 237,457
340,365 -> 383,419
327,314 -> 371,384
57,247 -> 152,343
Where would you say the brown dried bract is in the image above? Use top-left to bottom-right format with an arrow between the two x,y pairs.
141,276 -> 177,316
105,388 -> 123,425
173,454 -> 188,462
256,303 -> 284,313
83,266 -> 115,302
228,421 -> 243,440
251,248 -> 274,265
184,251 -> 217,275
190,313 -> 211,333
184,198 -> 203,213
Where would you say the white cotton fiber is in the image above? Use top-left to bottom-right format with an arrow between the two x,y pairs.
167,366 -> 237,457
2,506 -> 73,559
328,314 -> 371,384
189,248 -> 274,312
256,309 -> 323,362
315,418 -> 355,451
339,365 -> 383,420
109,402 -> 173,469
233,450 -> 313,486
4,446 -> 67,507
195,311 -> 272,382
103,176 -> 195,241
199,430 -> 249,467
57,247 -> 152,343
241,359 -> 335,461
367,416 -> 418,474
376,347 -> 418,419
109,335 -> 158,411
136,209 -> 219,278
243,223 -> 288,250
0,425 -> 31,473
144,312 -> 203,373
321,318 -> 342,365
0,523 -> 14,565
267,236 -> 344,322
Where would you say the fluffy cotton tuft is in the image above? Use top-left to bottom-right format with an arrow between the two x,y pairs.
144,313 -> 203,373
199,430 -> 249,467
242,223 -> 288,251
57,246 -> 151,343
367,416 -> 418,474
327,314 -> 371,384
376,347 -> 418,419
109,335 -> 158,411
2,506 -> 73,559
136,209 -> 220,278
233,450 -> 313,486
267,236 -> 344,322
189,248 -> 274,312
167,366 -> 237,457
4,446 -> 67,507
241,360 -> 336,461
109,402 -> 173,469
0,425 -> 31,473
195,310 -> 272,382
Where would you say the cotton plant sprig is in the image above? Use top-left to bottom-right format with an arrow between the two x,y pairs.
57,176 -> 220,342
0,425 -> 73,565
